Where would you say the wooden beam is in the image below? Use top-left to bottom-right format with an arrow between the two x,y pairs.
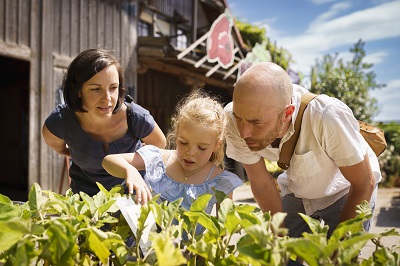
53,53 -> 73,68
0,41 -> 31,60
139,59 -> 233,90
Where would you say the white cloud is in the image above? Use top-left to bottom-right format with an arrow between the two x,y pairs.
309,2 -> 352,30
278,0 -> 400,75
364,51 -> 388,65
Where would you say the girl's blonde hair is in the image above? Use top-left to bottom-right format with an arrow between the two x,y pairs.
167,90 -> 227,168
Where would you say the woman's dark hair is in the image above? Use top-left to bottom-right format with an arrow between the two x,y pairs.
62,48 -> 126,113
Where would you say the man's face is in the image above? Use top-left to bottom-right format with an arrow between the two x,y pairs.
232,99 -> 284,151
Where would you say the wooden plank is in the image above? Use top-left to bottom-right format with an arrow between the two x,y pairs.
96,0 -> 104,46
5,0 -> 17,43
140,58 -> 233,90
120,0 -> 129,68
88,0 -> 96,48
113,0 -> 120,54
0,40 -> 31,59
0,0 -> 4,40
70,0 -> 79,55
53,53 -> 73,68
52,0 -> 61,54
60,0 -> 70,55
79,0 -> 89,51
18,0 -> 30,46
28,0 -> 40,188
104,0 -> 113,49
39,0 -> 55,190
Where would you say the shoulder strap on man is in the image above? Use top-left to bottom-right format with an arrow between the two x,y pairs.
277,92 -> 317,170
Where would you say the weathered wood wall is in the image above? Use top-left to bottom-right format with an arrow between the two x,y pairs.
0,0 -> 139,193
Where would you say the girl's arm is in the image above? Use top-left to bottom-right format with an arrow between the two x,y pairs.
102,153 -> 151,204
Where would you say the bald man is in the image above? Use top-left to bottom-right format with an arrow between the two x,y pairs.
224,62 -> 381,238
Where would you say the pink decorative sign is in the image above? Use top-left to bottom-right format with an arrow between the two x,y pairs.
206,10 -> 234,69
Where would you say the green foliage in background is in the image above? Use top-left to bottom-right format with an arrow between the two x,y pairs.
310,39 -> 384,122
377,122 -> 400,187
235,20 -> 291,70
1,183 -> 399,265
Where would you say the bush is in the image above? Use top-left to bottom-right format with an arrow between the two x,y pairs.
0,183 -> 399,265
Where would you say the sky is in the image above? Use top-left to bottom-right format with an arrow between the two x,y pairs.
227,0 -> 400,122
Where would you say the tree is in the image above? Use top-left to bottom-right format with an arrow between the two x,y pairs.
310,39 -> 385,122
235,20 -> 292,71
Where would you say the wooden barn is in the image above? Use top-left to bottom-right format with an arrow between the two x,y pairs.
0,0 -> 248,201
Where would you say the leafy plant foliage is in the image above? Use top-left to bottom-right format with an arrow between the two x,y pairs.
310,39 -> 384,122
0,183 -> 399,265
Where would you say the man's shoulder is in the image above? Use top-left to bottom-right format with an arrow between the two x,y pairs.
224,102 -> 233,112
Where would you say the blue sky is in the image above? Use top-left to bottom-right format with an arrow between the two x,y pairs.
227,0 -> 400,122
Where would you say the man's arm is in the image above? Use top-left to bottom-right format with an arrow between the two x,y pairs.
338,153 -> 375,222
243,158 -> 283,214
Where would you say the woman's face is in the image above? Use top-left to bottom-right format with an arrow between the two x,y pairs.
79,64 -> 120,117
175,121 -> 219,174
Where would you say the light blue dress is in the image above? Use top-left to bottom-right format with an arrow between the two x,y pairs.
137,145 -> 243,214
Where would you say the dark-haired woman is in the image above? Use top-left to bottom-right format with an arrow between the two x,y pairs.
42,48 -> 166,198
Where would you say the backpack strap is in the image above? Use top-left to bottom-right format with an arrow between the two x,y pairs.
277,92 -> 317,170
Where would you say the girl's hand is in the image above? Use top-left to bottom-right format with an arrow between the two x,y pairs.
125,169 -> 152,204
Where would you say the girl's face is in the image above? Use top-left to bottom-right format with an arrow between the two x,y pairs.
79,65 -> 119,117
175,121 -> 219,173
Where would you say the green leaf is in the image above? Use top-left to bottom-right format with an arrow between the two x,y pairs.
41,219 -> 79,265
338,233 -> 376,264
28,183 -> 47,212
0,194 -> 12,204
87,227 -> 111,265
190,194 -> 212,212
151,234 -> 186,266
236,208 -> 261,228
187,239 -> 217,262
163,197 -> 183,227
97,182 -> 111,197
0,203 -> 21,221
213,188 -> 228,204
0,220 -> 28,252
285,238 -> 321,266
299,213 -> 328,235
238,243 -> 272,263
97,199 -> 116,217
79,192 -> 96,216
270,212 -> 287,233
224,211 -> 241,234
329,216 -> 365,242
13,240 -> 37,266
218,197 -> 235,224
184,211 -> 219,235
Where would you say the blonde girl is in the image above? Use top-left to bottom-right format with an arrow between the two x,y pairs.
102,90 -> 242,214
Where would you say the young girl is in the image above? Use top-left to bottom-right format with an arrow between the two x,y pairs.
102,90 -> 242,214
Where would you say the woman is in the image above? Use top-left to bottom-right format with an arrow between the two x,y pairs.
42,48 -> 166,196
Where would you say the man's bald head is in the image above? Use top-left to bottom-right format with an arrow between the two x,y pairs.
233,62 -> 293,111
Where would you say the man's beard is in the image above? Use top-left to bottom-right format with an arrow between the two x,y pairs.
245,115 -> 285,151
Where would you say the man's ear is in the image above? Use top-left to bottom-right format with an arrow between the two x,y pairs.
283,104 -> 295,122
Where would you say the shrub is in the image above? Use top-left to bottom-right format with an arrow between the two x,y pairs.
0,183 -> 399,265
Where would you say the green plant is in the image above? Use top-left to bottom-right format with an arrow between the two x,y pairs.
1,183 -> 399,265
